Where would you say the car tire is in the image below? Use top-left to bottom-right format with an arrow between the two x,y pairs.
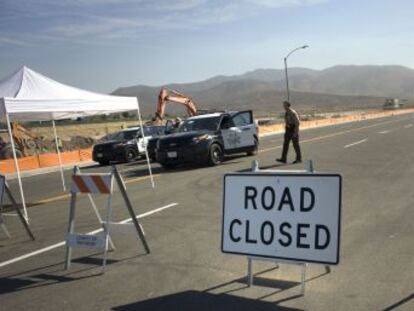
247,138 -> 259,156
208,143 -> 223,166
98,160 -> 109,166
125,148 -> 138,162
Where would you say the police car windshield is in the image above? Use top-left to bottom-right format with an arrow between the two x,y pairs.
179,116 -> 220,132
107,129 -> 138,141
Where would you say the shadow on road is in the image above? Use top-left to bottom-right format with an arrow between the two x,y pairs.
111,290 -> 303,311
383,292 -> 414,311
0,253 -> 144,295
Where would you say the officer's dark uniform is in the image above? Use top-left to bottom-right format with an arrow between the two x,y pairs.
279,108 -> 302,163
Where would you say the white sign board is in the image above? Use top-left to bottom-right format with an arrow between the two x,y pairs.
222,173 -> 342,265
66,233 -> 106,249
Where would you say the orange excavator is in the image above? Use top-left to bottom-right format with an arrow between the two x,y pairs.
152,87 -> 197,125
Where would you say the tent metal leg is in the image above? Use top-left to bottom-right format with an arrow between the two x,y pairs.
5,113 -> 28,221
52,120 -> 66,192
136,100 -> 154,188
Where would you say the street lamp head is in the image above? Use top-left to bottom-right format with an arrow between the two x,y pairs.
302,45 -> 309,49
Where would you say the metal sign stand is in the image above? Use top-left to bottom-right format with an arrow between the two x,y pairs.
246,160 -> 330,296
0,175 -> 35,241
64,165 -> 150,273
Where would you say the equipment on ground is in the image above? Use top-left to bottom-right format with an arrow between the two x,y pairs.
152,87 -> 198,125
0,123 -> 39,159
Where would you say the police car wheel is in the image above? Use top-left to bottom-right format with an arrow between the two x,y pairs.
208,144 -> 223,166
125,148 -> 137,162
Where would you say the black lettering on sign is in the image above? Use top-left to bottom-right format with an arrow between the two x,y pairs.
297,223 -> 310,248
229,219 -> 242,242
315,224 -> 331,249
245,186 -> 257,210
278,187 -> 294,211
278,222 -> 292,247
260,221 -> 274,245
300,187 -> 315,212
261,186 -> 275,210
245,220 -> 257,244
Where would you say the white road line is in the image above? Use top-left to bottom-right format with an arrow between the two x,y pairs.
404,124 -> 413,128
0,203 -> 179,269
344,139 -> 368,149
378,130 -> 391,134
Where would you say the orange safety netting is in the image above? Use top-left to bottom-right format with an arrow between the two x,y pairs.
0,148 -> 92,175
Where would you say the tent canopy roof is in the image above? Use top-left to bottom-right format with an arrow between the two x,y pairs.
0,66 -> 139,121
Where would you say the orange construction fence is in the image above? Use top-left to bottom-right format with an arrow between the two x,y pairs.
258,108 -> 414,136
0,148 -> 93,175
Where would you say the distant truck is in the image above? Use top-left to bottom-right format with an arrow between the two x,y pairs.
383,98 -> 404,110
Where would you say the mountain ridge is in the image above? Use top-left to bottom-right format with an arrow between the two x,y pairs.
113,65 -> 414,117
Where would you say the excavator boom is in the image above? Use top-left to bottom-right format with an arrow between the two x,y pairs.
153,87 -> 197,124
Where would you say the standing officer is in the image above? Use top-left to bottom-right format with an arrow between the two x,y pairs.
276,101 -> 302,164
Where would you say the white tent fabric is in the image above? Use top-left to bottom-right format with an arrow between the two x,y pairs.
0,66 -> 153,220
0,66 -> 138,121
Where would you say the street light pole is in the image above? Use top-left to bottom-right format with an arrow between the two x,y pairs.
284,45 -> 309,102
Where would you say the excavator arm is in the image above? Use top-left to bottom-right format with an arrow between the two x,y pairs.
153,87 -> 197,124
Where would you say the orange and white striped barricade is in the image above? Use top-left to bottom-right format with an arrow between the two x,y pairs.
0,174 -> 35,241
64,166 -> 150,273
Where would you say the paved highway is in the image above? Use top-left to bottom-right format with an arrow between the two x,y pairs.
1,113 -> 413,310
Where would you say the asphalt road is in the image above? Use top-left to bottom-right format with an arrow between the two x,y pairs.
1,113 -> 413,311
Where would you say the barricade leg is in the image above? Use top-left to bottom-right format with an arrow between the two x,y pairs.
0,217 -> 11,239
101,180 -> 114,273
5,183 -> 35,241
64,191 -> 77,270
113,166 -> 150,254
88,194 -> 115,250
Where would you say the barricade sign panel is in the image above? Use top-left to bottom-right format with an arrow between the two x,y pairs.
71,174 -> 112,194
64,165 -> 150,273
221,173 -> 342,265
66,233 -> 106,249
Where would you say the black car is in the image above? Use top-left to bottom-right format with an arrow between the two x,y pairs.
92,126 -> 164,165
156,111 -> 258,168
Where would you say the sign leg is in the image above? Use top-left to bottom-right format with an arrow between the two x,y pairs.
301,263 -> 307,296
247,258 -> 253,287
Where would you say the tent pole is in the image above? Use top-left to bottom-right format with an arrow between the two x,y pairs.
52,120 -> 66,191
136,98 -> 154,188
5,113 -> 28,220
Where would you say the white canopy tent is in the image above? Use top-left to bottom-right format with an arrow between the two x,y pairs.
0,66 -> 153,219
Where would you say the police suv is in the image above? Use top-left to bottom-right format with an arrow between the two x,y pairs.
156,110 -> 258,168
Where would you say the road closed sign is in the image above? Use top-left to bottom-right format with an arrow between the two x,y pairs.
222,173 -> 342,265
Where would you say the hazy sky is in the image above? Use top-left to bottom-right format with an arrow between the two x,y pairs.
1,0 -> 413,92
